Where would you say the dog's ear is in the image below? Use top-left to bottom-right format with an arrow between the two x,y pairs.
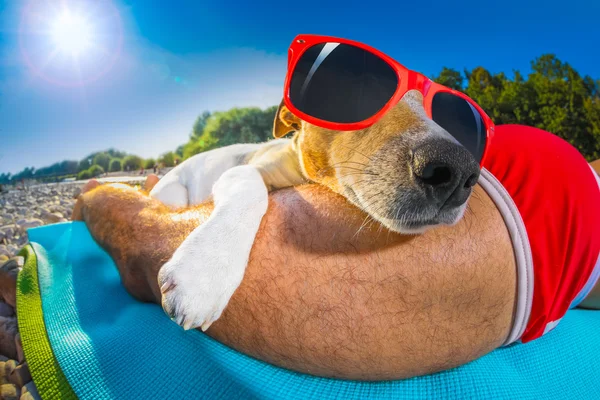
273,100 -> 301,138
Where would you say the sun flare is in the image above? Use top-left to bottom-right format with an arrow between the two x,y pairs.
50,12 -> 94,56
19,0 -> 123,86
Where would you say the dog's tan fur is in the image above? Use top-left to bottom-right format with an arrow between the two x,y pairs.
268,92 -> 426,193
242,89 -> 467,234
143,89 -> 479,330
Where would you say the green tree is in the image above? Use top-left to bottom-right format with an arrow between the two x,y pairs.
11,167 -> 35,182
455,54 -> 599,160
192,111 -> 212,139
182,136 -> 218,159
122,155 -> 143,171
583,92 -> 600,160
78,158 -> 91,172
159,152 -> 176,167
93,152 -> 111,171
525,55 -> 599,158
0,173 -> 11,184
87,165 -> 105,177
204,106 -> 277,146
144,158 -> 156,169
433,67 -> 464,90
1,148 -> 135,183
32,160 -> 78,180
77,170 -> 91,180
79,149 -> 126,173
182,106 -> 277,159
109,158 -> 122,172
105,148 -> 128,159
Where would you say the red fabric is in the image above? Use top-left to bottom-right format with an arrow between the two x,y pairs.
483,124 -> 600,343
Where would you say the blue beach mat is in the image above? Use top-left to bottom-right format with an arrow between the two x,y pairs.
16,222 -> 600,399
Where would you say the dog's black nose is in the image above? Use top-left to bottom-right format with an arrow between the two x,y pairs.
412,140 -> 480,208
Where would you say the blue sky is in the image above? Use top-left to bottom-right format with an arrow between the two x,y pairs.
1,0 -> 599,175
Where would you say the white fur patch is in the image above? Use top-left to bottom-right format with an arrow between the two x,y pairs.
158,165 -> 269,330
151,140 -> 304,330
150,143 -> 266,207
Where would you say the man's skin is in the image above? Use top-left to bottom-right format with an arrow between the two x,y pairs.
71,159 -> 600,381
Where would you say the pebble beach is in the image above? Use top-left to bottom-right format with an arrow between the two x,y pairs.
0,177 -> 148,399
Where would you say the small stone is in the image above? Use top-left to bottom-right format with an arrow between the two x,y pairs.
15,219 -> 43,230
6,246 -> 18,257
3,360 -> 16,377
0,257 -> 22,275
21,382 -> 40,400
40,210 -> 62,224
0,303 -> 13,318
8,364 -> 32,387
0,383 -> 19,400
0,226 -> 14,239
14,335 -> 23,364
0,356 -> 7,362
0,256 -> 8,265
47,205 -> 61,213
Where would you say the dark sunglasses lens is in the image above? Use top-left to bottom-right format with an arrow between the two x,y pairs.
289,43 -> 398,124
431,92 -> 487,162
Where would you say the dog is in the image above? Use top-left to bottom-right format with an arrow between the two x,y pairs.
150,89 -> 480,331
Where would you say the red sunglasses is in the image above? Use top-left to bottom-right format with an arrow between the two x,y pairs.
283,34 -> 495,165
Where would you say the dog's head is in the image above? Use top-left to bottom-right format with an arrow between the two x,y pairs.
272,90 -> 480,234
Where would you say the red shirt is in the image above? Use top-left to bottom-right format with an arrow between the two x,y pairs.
481,125 -> 600,343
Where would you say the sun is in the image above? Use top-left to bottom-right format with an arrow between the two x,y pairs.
19,0 -> 123,86
50,11 -> 94,56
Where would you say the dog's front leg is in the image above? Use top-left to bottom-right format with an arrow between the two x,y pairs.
157,165 -> 268,330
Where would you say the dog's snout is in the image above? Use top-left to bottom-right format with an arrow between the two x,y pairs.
412,141 -> 480,208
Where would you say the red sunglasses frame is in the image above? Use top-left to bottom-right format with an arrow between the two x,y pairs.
283,34 -> 495,166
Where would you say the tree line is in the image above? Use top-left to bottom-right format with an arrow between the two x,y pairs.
433,54 -> 599,160
0,148 -> 184,184
1,53 -> 598,185
178,54 -> 600,162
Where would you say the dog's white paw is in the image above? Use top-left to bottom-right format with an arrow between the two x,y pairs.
157,166 -> 269,331
158,226 -> 247,331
